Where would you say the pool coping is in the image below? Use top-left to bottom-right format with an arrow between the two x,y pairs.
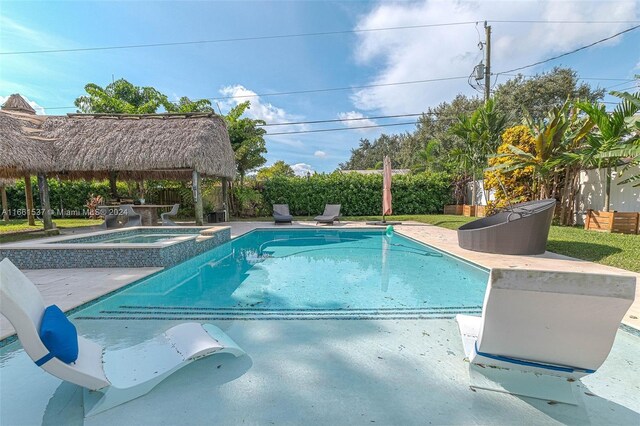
0,225 -> 229,249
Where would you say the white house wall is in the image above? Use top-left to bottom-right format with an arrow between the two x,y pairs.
577,166 -> 640,224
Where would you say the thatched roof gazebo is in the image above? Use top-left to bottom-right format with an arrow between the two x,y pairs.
41,113 -> 235,180
0,95 -> 236,227
1,93 -> 36,115
1,98 -> 50,227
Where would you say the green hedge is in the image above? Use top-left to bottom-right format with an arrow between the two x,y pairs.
5,178 -> 128,218
262,172 -> 452,216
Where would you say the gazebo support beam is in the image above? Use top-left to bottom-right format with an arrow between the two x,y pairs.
24,175 -> 35,226
37,174 -> 54,231
1,184 -> 9,223
193,170 -> 203,226
221,177 -> 229,221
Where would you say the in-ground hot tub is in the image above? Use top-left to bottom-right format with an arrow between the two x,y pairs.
457,199 -> 556,255
0,226 -> 230,269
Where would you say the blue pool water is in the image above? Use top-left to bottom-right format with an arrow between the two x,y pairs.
72,229 -> 489,321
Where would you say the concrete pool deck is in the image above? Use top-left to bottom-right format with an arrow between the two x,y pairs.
1,220 -> 638,340
0,221 -> 639,425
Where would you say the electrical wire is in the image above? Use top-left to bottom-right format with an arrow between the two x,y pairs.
41,75 -> 470,110
266,121 -> 421,135
0,21 -> 478,55
497,24 -> 640,74
4,19 -> 638,56
260,112 -> 426,127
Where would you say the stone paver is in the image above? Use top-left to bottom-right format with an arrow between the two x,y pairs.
0,267 -> 162,340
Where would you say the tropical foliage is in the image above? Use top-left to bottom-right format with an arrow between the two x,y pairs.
224,101 -> 268,185
485,126 -> 535,212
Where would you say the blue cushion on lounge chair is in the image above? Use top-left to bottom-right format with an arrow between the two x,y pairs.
38,305 -> 78,364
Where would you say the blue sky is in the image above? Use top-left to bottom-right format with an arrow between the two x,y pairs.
1,0 -> 639,174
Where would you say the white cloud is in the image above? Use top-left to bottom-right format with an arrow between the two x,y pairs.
337,111 -> 377,130
218,85 -> 308,147
314,150 -> 327,158
0,94 -> 46,115
351,0 -> 639,114
291,163 -> 314,176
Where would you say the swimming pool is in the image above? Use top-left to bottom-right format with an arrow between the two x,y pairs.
72,229 -> 489,321
2,228 -> 639,426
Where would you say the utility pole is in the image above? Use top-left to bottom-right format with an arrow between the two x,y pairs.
484,21 -> 491,102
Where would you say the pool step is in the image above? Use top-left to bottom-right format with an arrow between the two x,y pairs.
74,305 -> 482,321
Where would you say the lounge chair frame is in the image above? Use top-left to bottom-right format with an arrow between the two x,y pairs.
314,204 -> 341,225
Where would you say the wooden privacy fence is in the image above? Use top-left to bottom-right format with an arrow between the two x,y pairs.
585,209 -> 640,234
148,188 -> 182,205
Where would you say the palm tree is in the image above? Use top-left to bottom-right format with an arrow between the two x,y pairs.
577,91 -> 640,211
450,99 -> 507,205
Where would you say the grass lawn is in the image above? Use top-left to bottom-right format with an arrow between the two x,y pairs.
233,214 -> 639,273
0,218 -> 103,244
355,215 -> 639,273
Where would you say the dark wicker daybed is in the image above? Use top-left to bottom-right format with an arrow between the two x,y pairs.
457,199 -> 557,255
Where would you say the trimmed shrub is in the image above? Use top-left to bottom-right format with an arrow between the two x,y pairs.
5,178 -> 129,218
262,172 -> 452,216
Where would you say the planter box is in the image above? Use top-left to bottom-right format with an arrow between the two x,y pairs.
444,204 -> 464,215
585,209 -> 639,234
463,205 -> 476,217
475,205 -> 486,218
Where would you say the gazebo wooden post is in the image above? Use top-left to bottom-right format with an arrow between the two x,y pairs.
37,174 -> 54,231
24,175 -> 35,226
1,184 -> 9,223
221,177 -> 229,221
193,170 -> 203,226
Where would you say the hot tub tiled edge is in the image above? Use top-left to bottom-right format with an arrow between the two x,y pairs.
0,227 -> 231,269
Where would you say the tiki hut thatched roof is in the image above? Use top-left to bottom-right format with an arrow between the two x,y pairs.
0,111 -> 56,178
40,113 -> 236,179
0,96 -> 236,180
1,94 -> 36,115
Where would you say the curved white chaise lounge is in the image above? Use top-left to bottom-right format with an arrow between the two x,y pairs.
0,258 -> 246,417
456,268 -> 636,404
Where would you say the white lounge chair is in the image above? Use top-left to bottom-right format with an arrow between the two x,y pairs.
161,203 -> 180,226
0,258 -> 246,417
456,268 -> 635,404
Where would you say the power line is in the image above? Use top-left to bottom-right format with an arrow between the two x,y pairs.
490,20 -> 640,24
266,121 -> 420,136
497,24 -> 640,74
41,75 -> 470,110
4,19 -> 639,56
0,21 -> 478,56
499,73 -> 635,82
261,113 -> 426,127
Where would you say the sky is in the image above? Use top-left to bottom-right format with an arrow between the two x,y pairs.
1,0 -> 639,174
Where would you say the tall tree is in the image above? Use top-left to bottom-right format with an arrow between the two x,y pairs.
494,67 -> 604,125
74,79 -> 172,114
339,134 -> 403,170
165,97 -> 214,113
257,161 -> 295,180
225,101 -> 267,185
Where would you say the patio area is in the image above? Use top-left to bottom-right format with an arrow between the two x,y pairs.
1,220 -> 639,426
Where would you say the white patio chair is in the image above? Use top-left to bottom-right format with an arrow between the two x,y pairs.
456,268 -> 635,404
0,258 -> 246,417
161,204 -> 180,226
